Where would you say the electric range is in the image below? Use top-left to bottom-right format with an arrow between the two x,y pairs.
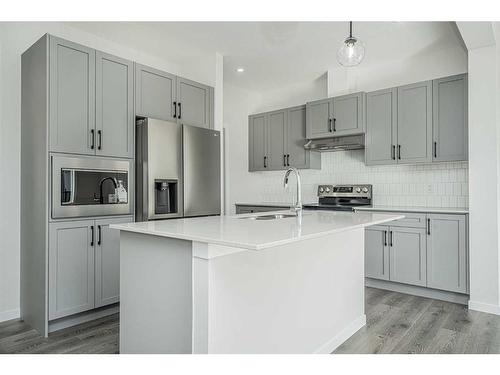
303,184 -> 372,212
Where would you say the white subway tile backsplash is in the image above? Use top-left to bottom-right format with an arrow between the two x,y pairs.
259,150 -> 469,208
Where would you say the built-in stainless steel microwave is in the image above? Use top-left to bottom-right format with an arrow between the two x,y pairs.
51,155 -> 133,219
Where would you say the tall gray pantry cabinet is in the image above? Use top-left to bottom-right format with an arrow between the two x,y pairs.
21,34 -> 215,337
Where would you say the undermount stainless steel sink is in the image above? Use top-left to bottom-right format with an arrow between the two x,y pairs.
240,213 -> 297,220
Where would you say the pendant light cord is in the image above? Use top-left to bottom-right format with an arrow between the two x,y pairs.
349,21 -> 353,38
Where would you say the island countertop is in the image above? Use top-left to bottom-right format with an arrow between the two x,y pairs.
111,210 -> 404,250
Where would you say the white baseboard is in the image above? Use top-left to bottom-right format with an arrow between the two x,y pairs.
0,308 -> 20,323
468,300 -> 500,315
314,314 -> 366,354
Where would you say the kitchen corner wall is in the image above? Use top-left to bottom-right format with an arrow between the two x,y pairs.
254,151 -> 468,208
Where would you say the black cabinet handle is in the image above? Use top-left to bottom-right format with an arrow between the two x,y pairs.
398,145 -> 401,160
333,118 -> 337,132
283,154 -> 286,167
433,141 -> 437,158
264,156 -> 267,168
90,129 -> 95,150
178,102 -> 182,119
328,118 -> 333,132
427,218 -> 431,235
97,130 -> 102,150
173,101 -> 177,118
97,225 -> 102,245
90,225 -> 94,247
287,154 -> 290,166
392,145 -> 396,160
390,231 -> 393,247
384,230 -> 387,246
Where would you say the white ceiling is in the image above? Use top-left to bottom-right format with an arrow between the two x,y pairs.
68,22 -> 465,92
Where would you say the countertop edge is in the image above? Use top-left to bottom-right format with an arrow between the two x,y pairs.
110,213 -> 404,251
354,206 -> 469,214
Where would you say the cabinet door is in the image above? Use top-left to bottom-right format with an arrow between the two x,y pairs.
365,226 -> 390,280
397,81 -> 432,163
96,51 -> 134,158
306,98 -> 333,139
49,220 -> 95,320
426,214 -> 467,293
248,114 -> 267,171
49,36 -> 95,155
267,110 -> 287,170
135,64 -> 177,122
332,92 -> 364,136
365,88 -> 398,165
286,105 -> 309,168
432,74 -> 468,162
177,77 -> 211,128
389,227 -> 427,287
95,217 -> 133,308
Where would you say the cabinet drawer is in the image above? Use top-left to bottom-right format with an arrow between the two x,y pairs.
371,211 -> 427,228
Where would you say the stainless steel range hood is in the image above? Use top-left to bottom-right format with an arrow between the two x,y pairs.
304,134 -> 365,152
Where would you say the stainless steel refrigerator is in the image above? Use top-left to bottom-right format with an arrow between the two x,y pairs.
136,117 -> 221,221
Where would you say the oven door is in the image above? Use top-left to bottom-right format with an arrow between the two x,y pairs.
51,155 -> 133,219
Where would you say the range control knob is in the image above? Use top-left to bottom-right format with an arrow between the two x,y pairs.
319,187 -> 324,194
324,187 -> 331,193
362,187 -> 369,193
355,187 -> 362,193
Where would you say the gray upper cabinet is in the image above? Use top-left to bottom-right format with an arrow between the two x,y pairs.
365,88 -> 398,165
306,98 -> 332,139
426,214 -> 467,293
49,220 -> 95,320
249,114 -> 267,171
177,77 -> 212,128
365,225 -> 390,280
249,105 -> 320,172
397,81 -> 433,164
49,36 -> 95,155
95,51 -> 134,158
332,92 -> 365,136
432,74 -> 468,162
389,226 -> 427,287
135,64 -> 177,122
267,110 -> 287,170
95,217 -> 132,308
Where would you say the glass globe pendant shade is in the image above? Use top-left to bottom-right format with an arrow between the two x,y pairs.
337,22 -> 365,67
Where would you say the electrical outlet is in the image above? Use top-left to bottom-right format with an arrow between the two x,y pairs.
426,184 -> 433,194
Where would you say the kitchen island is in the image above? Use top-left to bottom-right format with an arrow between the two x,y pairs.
111,210 -> 403,354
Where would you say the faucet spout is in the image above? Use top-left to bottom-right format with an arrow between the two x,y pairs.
283,168 -> 302,213
99,177 -> 118,204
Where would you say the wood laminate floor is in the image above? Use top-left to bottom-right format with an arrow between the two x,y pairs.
1,288 -> 500,354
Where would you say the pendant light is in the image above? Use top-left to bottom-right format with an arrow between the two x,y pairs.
337,21 -> 365,67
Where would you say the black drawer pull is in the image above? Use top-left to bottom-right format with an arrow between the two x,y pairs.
286,154 -> 290,166
90,225 -> 94,247
384,230 -> 387,246
97,225 -> 102,245
173,101 -> 177,118
90,129 -> 95,150
97,130 -> 102,150
333,118 -> 336,132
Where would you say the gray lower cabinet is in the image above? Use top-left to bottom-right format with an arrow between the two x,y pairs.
249,105 -> 320,171
49,216 -> 133,320
306,92 -> 365,139
95,217 -> 132,308
365,88 -> 398,165
364,211 -> 468,294
49,220 -> 95,320
397,80 -> 433,163
49,36 -> 95,155
432,74 -> 468,162
95,51 -> 134,158
135,63 -> 177,122
426,214 -> 467,293
389,226 -> 427,287
177,77 -> 212,128
365,225 -> 390,280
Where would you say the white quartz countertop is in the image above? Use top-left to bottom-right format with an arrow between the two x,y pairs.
354,206 -> 469,214
111,210 -> 404,250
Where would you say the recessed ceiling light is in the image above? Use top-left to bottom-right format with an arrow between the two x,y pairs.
236,67 -> 245,73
